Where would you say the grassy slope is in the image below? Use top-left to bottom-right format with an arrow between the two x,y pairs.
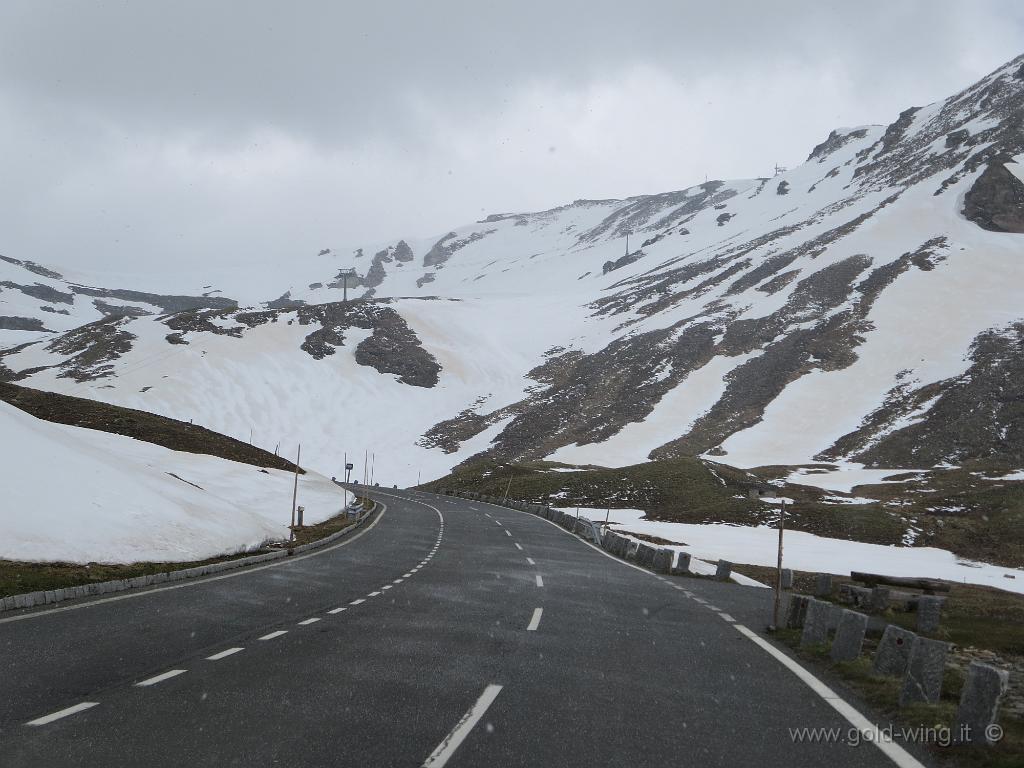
422,457 -> 1024,566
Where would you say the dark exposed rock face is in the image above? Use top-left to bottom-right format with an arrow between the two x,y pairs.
295,301 -> 440,387
807,128 -> 870,162
422,230 -> 494,269
47,316 -> 136,382
1,281 -> 74,304
0,316 -> 50,332
69,285 -> 237,314
776,180 -> 790,195
0,255 -> 64,279
962,161 -> 1024,233
93,299 -> 152,318
264,291 -> 305,310
827,323 -> 1024,467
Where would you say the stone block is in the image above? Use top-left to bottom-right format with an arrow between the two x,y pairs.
800,599 -> 831,647
954,661 -> 1011,745
873,625 -> 917,677
715,560 -> 732,581
652,548 -> 673,574
870,586 -> 891,613
916,596 -> 944,634
672,552 -> 692,575
625,541 -> 640,561
635,543 -> 658,568
785,594 -> 810,629
829,610 -> 868,662
814,573 -> 832,597
899,636 -> 950,706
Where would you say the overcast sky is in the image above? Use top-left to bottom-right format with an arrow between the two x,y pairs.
1,1 -> 1022,289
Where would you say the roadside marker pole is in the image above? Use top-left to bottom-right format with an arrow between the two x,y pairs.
771,500 -> 785,629
290,444 -> 301,542
503,475 -> 512,501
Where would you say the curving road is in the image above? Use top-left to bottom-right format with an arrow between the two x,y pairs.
0,489 -> 932,767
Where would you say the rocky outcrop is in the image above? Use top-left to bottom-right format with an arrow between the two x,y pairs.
962,160 -> 1024,233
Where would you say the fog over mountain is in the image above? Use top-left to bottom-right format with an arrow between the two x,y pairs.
0,1 -> 1022,288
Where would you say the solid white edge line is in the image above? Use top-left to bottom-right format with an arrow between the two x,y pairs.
452,493 -> 923,768
733,625 -> 925,768
206,647 -> 244,661
422,684 -> 504,768
526,607 -> 543,631
535,574 -> 544,588
298,617 -> 320,625
135,669 -> 187,687
26,701 -> 98,726
259,630 -> 288,640
1,500 -> 391,625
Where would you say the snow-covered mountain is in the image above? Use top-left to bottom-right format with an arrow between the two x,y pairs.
2,54 -> 1024,487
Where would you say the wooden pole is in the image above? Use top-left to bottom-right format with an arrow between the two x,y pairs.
370,452 -> 376,487
503,474 -> 512,501
290,444 -> 301,542
772,500 -> 786,629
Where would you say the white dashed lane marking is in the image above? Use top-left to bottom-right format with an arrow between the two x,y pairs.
328,607 -> 347,615
535,574 -> 544,588
526,557 -> 535,565
367,592 -> 382,598
718,613 -> 736,623
298,618 -> 320,626
259,630 -> 288,641
135,669 -> 187,687
514,543 -> 523,551
206,647 -> 244,661
526,608 -> 543,631
26,702 -> 98,727
350,598 -> 366,606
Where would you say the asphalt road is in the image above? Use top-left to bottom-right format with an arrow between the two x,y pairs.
1,488 -> 933,767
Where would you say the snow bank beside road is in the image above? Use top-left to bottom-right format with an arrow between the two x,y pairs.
0,402 -> 347,564
569,507 -> 1024,595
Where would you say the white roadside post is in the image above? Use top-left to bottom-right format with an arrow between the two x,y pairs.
290,444 -> 302,543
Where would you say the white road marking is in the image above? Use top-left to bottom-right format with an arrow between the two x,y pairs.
350,598 -> 366,605
734,624 -> 925,768
403,573 -> 413,578
259,630 -> 288,640
298,617 -> 321,626
136,669 -> 187,687
514,543 -> 524,551
526,607 -> 543,631
328,607 -> 347,614
494,521 -> 502,526
526,557 -> 535,565
422,684 -> 504,768
535,574 -> 544,588
26,702 -> 98,726
693,598 -> 708,605
367,591 -> 381,597
382,585 -> 393,590
393,578 -> 404,584
717,613 -> 736,623
505,530 -> 512,537
707,605 -> 722,611
206,647 -> 244,661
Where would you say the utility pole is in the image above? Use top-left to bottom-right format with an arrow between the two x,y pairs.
370,452 -> 376,487
771,500 -> 786,630
290,444 -> 301,542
